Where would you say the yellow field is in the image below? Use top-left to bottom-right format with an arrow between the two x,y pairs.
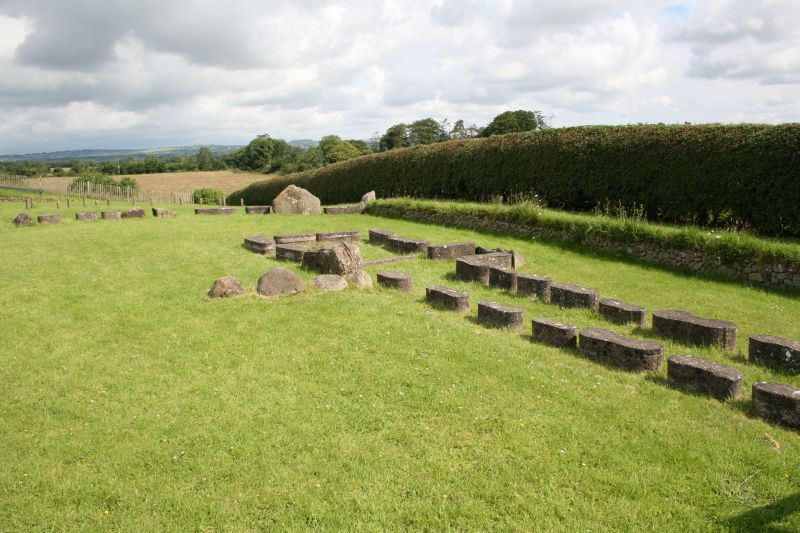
118,170 -> 269,194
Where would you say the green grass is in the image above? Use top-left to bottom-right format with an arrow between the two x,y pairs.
1,201 -> 799,531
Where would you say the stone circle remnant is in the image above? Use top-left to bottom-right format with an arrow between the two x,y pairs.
37,214 -> 60,224
517,274 -> 552,301
302,241 -> 363,275
244,235 -> 276,255
368,228 -> 397,245
75,212 -> 98,221
667,355 -> 743,400
312,274 -> 348,292
208,276 -> 245,298
579,327 -> 663,372
751,382 -> 800,430
749,335 -> 800,374
13,213 -> 33,227
377,270 -> 412,292
599,299 -> 647,327
426,285 -> 469,313
531,318 -> 577,348
652,309 -> 737,352
427,242 -> 477,260
477,301 -> 524,330
102,211 -> 121,219
195,207 -> 235,215
271,185 -> 321,215
256,267 -> 305,297
245,206 -> 271,214
550,283 -> 599,309
152,208 -> 176,217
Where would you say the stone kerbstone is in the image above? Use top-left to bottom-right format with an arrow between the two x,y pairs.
361,190 -> 376,204
749,335 -> 800,374
316,231 -> 360,242
550,283 -> 599,309
274,233 -> 316,244
489,266 -> 517,292
426,285 -> 469,313
312,274 -> 348,292
244,235 -> 276,255
195,207 -> 235,215
275,244 -> 307,263
75,212 -> 98,221
37,214 -> 60,224
245,206 -> 271,214
427,242 -> 476,260
477,301 -> 524,330
208,276 -> 245,298
368,228 -> 397,245
363,255 -> 416,266
13,213 -> 33,227
667,355 -> 743,400
324,204 -> 364,215
455,252 -> 514,286
301,241 -> 363,275
599,299 -> 646,327
387,236 -> 429,254
121,208 -> 146,218
652,309 -> 737,352
271,184 -> 321,215
101,211 -> 121,220
256,267 -> 304,298
517,274 -> 551,301
346,270 -> 373,288
377,270 -> 412,292
477,247 -> 524,268
152,208 -> 176,217
752,382 -> 800,430
579,327 -> 663,372
532,318 -> 577,348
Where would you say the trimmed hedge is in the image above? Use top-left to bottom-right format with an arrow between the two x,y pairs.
227,124 -> 800,236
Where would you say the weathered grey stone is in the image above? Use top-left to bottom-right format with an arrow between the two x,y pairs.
13,213 -> 33,227
37,214 -> 60,224
550,283 -> 599,309
101,211 -> 121,220
489,266 -> 517,292
361,190 -> 376,204
302,241 -> 363,275
208,276 -> 245,298
152,207 -> 176,217
368,228 -> 397,245
377,270 -> 412,292
346,270 -> 373,288
752,382 -> 800,430
455,252 -> 514,286
245,206 -> 271,214
195,207 -> 235,215
667,355 -> 742,400
427,242 -> 476,260
387,236 -> 429,254
244,235 -> 276,255
75,211 -> 97,221
426,285 -> 469,313
477,247 -> 524,268
121,207 -> 146,218
477,301 -> 524,330
275,244 -> 307,263
323,204 -> 363,215
652,309 -> 737,352
599,299 -> 646,327
274,233 -> 316,245
532,318 -> 577,348
271,184 -> 321,215
316,231 -> 360,243
312,274 -> 348,292
363,255 -> 416,266
256,267 -> 305,297
579,327 -> 662,372
749,335 -> 800,374
517,274 -> 551,302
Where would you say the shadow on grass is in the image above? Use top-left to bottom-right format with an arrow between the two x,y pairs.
726,492 -> 800,532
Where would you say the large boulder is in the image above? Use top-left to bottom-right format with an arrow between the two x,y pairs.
208,276 -> 245,298
13,213 -> 33,227
361,190 -> 376,204
271,185 -> 321,215
346,270 -> 373,288
301,241 -> 363,275
256,267 -> 305,297
312,274 -> 348,292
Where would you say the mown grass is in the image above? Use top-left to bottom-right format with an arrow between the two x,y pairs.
1,202 -> 799,531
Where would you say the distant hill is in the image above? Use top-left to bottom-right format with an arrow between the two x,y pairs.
0,145 -> 243,163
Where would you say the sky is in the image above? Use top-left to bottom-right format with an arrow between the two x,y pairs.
0,0 -> 798,154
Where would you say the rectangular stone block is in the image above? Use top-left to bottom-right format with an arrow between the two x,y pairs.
752,382 -> 800,430
244,235 -> 276,255
101,211 -> 121,220
652,309 -> 737,352
245,206 -> 271,214
531,318 -> 577,348
368,228 -> 397,245
455,252 -> 514,286
599,299 -> 646,327
427,242 -> 476,260
275,244 -> 307,262
462,252 -> 513,268
489,266 -> 517,292
426,285 -> 469,313
316,231 -> 360,242
75,212 -> 97,221
324,204 -> 364,215
579,327 -> 662,372
667,355 -> 743,400
749,335 -> 800,374
517,274 -> 551,302
363,255 -> 416,266
477,301 -> 524,330
195,207 -> 235,215
550,283 -> 599,309
274,233 -> 316,245
387,236 -> 429,254
121,208 -> 146,218
37,214 -> 60,224
377,270 -> 412,292
152,208 -> 175,217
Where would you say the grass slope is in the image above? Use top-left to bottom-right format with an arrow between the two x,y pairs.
1,203 -> 799,531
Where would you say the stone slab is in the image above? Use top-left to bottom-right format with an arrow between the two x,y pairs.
477,301 -> 524,330
427,242 -> 476,260
274,233 -> 316,244
275,244 -> 307,262
244,235 -> 276,255
101,211 -> 121,220
599,299 -> 647,327
363,255 -> 416,266
152,208 -> 176,217
75,212 -> 97,221
195,207 -> 235,215
37,214 -> 60,224
579,327 -> 662,372
752,382 -> 800,430
489,266 -> 517,292
455,252 -> 514,286
550,283 -> 599,309
121,208 -> 146,218
245,206 -> 271,214
426,285 -> 469,313
531,318 -> 577,348
652,309 -> 737,352
316,231 -> 360,242
368,228 -> 398,245
324,204 -> 364,215
749,335 -> 800,374
517,274 -> 551,302
387,236 -> 429,254
377,270 -> 412,292
477,247 -> 524,268
667,355 -> 743,400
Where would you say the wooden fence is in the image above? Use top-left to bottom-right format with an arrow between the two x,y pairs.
0,175 -> 193,205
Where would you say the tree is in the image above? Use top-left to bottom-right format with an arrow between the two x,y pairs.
379,123 -> 409,151
325,141 -> 362,163
346,139 -> 373,155
482,110 -> 546,136
408,118 -> 448,145
196,147 -> 215,171
318,135 -> 343,156
143,155 -> 166,173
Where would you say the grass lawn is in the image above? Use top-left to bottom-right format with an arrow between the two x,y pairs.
1,201 -> 799,531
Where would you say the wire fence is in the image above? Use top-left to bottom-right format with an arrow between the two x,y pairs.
0,175 -> 194,205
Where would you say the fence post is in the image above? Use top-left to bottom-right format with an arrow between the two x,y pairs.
107,198 -> 111,207
82,197 -> 86,208
200,198 -> 203,206
95,199 -> 98,207
179,196 -> 182,206
66,198 -> 70,208
222,196 -> 226,207
56,200 -> 60,209
240,198 -> 244,207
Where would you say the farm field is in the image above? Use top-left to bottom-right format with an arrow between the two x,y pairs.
116,170 -> 270,194
1,202 -> 799,531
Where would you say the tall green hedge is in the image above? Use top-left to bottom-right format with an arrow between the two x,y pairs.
227,124 -> 800,236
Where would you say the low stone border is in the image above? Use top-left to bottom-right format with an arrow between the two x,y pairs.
244,235 -> 276,255
152,208 -> 176,217
317,231 -> 360,242
652,309 -> 737,352
368,228 -> 397,245
121,208 -> 145,218
455,252 -> 513,286
550,283 -> 599,309
195,207 -> 235,215
387,236 -> 429,254
599,299 -> 646,327
531,318 -> 577,348
749,335 -> 800,374
75,212 -> 97,221
427,242 -> 476,260
275,244 -> 307,262
489,266 -> 517,292
579,327 -> 662,372
667,355 -> 743,400
101,211 -> 121,220
274,233 -> 316,245
245,206 -> 271,214
477,301 -> 524,330
324,204 -> 363,215
377,270 -> 412,292
37,214 -> 60,224
752,382 -> 800,430
517,274 -> 551,301
426,285 -> 469,312
363,255 -> 416,266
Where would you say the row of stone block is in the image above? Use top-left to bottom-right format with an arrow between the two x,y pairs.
15,207 -> 175,226
274,231 -> 360,245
